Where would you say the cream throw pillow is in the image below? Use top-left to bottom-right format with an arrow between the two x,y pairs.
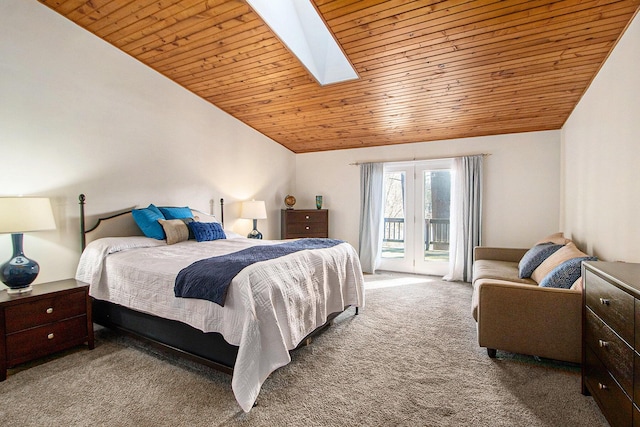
158,219 -> 189,245
531,241 -> 588,284
535,232 -> 571,246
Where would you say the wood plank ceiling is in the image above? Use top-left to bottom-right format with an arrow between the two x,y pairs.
39,0 -> 640,153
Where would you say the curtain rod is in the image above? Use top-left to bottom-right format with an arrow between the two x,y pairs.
348,153 -> 490,166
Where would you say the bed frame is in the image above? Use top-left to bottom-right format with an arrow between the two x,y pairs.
78,194 -> 346,376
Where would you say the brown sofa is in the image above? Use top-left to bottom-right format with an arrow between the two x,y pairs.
471,246 -> 582,363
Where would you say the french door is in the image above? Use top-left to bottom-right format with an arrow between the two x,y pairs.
379,160 -> 453,275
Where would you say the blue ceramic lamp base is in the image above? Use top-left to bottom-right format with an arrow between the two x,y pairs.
247,219 -> 263,239
0,233 -> 39,294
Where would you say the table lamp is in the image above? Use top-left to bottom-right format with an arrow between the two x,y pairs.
0,197 -> 56,294
240,200 -> 267,239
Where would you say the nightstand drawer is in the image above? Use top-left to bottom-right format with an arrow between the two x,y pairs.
585,269 -> 634,345
6,315 -> 88,364
5,289 -> 87,333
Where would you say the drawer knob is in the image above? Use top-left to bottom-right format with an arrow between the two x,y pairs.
305,226 -> 310,230
598,383 -> 608,390
305,215 -> 310,219
599,298 -> 610,305
598,340 -> 609,348
46,307 -> 54,314
47,333 -> 54,340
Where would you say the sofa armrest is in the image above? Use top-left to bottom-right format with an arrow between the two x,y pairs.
474,247 -> 528,263
476,281 -> 582,363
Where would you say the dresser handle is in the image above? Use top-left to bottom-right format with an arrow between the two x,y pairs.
305,226 -> 310,230
305,215 -> 310,219
599,298 -> 610,305
598,383 -> 608,390
598,340 -> 609,348
46,307 -> 54,314
47,333 -> 54,340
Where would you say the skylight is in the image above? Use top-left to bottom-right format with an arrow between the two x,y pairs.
247,0 -> 358,86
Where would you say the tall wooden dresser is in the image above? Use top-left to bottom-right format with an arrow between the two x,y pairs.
582,261 -> 640,427
281,209 -> 328,239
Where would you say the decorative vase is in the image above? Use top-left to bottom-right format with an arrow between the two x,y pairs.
315,195 -> 323,210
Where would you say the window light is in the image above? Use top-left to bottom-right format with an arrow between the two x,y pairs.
247,0 -> 358,86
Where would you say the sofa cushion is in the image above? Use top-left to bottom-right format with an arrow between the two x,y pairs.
518,243 -> 564,278
539,256 -> 598,289
531,242 -> 589,283
473,260 -> 538,284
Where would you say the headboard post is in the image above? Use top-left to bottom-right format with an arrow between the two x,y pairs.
79,194 -> 86,250
220,198 -> 224,228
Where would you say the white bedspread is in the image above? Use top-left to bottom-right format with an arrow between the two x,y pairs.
76,236 -> 365,412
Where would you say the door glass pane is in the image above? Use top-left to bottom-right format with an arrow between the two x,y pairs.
382,171 -> 405,259
423,170 -> 451,262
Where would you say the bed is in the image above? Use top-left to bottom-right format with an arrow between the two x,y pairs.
75,195 -> 365,412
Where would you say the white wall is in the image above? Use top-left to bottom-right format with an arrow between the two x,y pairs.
561,12 -> 640,262
0,0 -> 294,286
296,131 -> 562,250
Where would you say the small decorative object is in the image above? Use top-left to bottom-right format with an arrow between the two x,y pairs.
316,195 -> 323,210
241,200 -> 267,239
284,195 -> 296,210
0,197 -> 56,294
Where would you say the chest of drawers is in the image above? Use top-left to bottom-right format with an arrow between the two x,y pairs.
582,261 -> 640,427
281,209 -> 329,239
0,279 -> 94,380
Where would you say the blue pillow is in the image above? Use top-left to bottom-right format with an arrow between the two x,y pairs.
131,204 -> 166,240
158,206 -> 193,220
518,243 -> 564,278
188,221 -> 226,242
539,256 -> 598,289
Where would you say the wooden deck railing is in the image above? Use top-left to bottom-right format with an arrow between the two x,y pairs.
383,217 -> 450,250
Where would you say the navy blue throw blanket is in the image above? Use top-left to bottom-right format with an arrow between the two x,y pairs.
175,238 -> 344,306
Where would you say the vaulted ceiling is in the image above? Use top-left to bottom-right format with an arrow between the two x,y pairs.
39,0 -> 640,153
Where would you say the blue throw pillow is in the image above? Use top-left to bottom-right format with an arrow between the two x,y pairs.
131,204 -> 166,240
539,256 -> 598,289
158,206 -> 193,220
518,243 -> 564,278
188,221 -> 226,242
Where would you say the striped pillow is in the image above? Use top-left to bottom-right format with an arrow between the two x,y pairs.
531,242 -> 589,284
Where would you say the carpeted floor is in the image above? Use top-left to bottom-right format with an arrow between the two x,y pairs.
0,273 -> 607,426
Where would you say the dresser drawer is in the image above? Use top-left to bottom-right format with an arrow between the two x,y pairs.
285,222 -> 328,236
6,315 -> 88,364
4,289 -> 87,333
585,346 -> 633,427
285,210 -> 327,224
634,404 -> 640,427
636,300 -> 640,351
585,269 -> 634,345
635,352 -> 640,407
586,308 -> 633,396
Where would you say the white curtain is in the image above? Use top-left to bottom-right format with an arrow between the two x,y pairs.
358,162 -> 384,274
444,155 -> 483,282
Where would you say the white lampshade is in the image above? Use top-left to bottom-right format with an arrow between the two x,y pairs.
240,200 -> 267,220
0,197 -> 56,233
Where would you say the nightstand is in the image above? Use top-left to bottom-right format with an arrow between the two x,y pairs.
0,279 -> 94,380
